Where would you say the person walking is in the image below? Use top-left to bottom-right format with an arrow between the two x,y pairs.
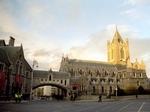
67,93 -> 70,101
15,93 -> 19,103
98,95 -> 102,102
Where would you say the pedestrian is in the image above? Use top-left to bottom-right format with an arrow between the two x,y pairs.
73,93 -> 75,101
67,93 -> 70,101
15,93 -> 19,103
70,93 -> 73,101
98,95 -> 102,102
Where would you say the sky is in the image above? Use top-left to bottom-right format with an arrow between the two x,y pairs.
0,0 -> 150,77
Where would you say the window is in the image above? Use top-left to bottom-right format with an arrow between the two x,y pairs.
49,75 -> 51,81
123,73 -> 126,78
120,48 -> 124,59
79,69 -> 82,75
110,86 -> 112,94
140,73 -> 142,78
137,81 -> 140,86
134,72 -> 136,77
65,80 -> 66,85
26,72 -> 28,78
16,61 -> 19,74
0,64 -> 3,71
19,62 -> 22,74
61,80 -> 63,84
41,78 -> 43,81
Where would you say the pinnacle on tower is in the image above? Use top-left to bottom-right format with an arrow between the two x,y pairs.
111,26 -> 124,44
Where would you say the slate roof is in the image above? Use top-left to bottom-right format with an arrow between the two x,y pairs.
0,40 -> 6,46
68,59 -> 113,66
33,70 -> 48,78
0,46 -> 21,61
0,45 -> 31,71
53,71 -> 69,78
33,70 -> 69,79
0,47 -> 11,65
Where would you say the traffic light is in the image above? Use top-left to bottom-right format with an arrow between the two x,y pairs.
72,84 -> 77,90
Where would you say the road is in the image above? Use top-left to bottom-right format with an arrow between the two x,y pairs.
0,98 -> 150,112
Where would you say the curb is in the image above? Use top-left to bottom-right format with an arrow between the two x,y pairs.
0,100 -> 29,104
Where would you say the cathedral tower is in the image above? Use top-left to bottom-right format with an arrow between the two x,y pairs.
107,27 -> 130,65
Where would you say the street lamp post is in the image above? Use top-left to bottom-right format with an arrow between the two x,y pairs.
30,59 -> 38,101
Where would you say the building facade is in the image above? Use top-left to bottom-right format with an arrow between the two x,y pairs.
0,37 -> 32,99
59,28 -> 149,95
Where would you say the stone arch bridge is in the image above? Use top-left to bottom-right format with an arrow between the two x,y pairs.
33,69 -> 70,97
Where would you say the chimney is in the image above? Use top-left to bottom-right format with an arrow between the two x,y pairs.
9,36 -> 15,46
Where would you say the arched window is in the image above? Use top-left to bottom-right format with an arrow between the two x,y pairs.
49,75 -> 51,81
137,81 -> 140,86
0,64 -> 4,71
71,69 -> 74,76
19,62 -> 22,74
110,86 -> 112,94
16,61 -> 19,74
97,71 -> 100,77
120,48 -> 124,59
93,86 -> 96,94
79,69 -> 82,75
88,70 -> 91,74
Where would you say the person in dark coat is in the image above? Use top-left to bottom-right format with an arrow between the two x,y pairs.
98,95 -> 102,102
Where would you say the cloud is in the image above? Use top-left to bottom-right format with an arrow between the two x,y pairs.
121,9 -> 135,15
49,59 -> 61,71
129,38 -> 150,59
124,0 -> 150,5
33,49 -> 50,57
124,0 -> 139,5
122,0 -> 150,23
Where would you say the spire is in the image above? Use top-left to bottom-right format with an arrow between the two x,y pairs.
141,59 -> 145,66
127,58 -> 132,68
112,26 -> 124,44
140,59 -> 145,70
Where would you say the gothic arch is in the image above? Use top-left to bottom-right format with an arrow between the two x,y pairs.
33,83 -> 67,91
33,83 -> 67,96
120,48 -> 124,59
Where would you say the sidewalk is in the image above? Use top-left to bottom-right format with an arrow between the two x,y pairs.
0,98 -> 132,104
0,100 -> 29,104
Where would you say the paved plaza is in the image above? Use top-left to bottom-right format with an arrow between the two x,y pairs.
0,98 -> 150,112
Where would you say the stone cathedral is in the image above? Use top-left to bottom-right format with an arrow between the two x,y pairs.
59,28 -> 149,95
